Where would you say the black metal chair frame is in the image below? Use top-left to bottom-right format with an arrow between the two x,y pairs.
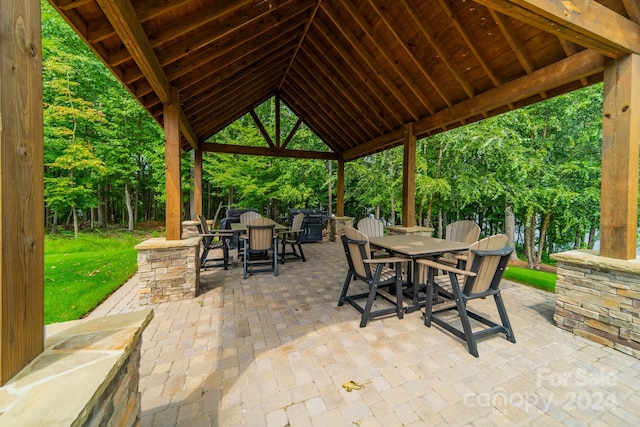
242,222 -> 278,279
196,215 -> 232,270
338,232 -> 409,327
421,245 -> 516,357
280,213 -> 306,264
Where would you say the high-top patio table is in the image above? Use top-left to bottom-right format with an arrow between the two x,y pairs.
368,235 -> 470,313
230,222 -> 288,232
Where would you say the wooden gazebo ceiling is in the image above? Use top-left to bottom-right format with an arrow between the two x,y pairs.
49,0 -> 640,161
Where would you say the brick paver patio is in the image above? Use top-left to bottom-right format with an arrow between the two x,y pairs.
89,241 -> 640,426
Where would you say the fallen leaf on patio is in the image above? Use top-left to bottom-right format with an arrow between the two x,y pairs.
353,421 -> 362,426
342,380 -> 363,392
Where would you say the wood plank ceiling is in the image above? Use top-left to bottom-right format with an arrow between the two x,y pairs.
48,0 -> 640,161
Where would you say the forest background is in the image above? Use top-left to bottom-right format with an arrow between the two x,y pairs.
42,1 -> 610,270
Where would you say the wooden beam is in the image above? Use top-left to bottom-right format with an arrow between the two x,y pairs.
322,2 -> 420,121
342,129 -> 404,161
600,54 -> 640,260
179,107 -> 198,150
281,117 -> 303,149
279,0 -> 322,89
194,149 -> 203,218
399,0 -> 474,99
369,0 -> 454,106
337,159 -> 345,217
474,0 -> 640,57
249,110 -> 275,148
201,143 -> 338,160
622,0 -> 640,25
415,49 -> 605,136
0,0 -> 44,385
402,123 -> 416,227
164,87 -> 182,240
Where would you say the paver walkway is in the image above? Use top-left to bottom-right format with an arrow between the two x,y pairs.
89,241 -> 640,426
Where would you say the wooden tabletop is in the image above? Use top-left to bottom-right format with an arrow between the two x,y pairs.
368,234 -> 469,258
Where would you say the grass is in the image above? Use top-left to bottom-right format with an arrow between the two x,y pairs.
504,265 -> 557,292
45,232 -> 142,324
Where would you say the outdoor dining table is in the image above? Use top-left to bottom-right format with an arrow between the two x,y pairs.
230,222 -> 289,232
368,234 -> 470,313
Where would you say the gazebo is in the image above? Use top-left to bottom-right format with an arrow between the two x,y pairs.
1,0 -> 639,423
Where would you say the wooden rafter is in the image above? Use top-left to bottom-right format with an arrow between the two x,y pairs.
474,0 -> 640,56
367,0 -> 453,107
322,3 -> 420,121
95,0 -> 197,149
281,117 -> 303,149
340,0 -> 435,115
249,110 -> 275,148
279,0 -> 322,89
489,9 -> 548,99
558,37 -> 589,86
312,19 -> 405,126
201,143 -> 338,160
399,0 -> 474,99
622,0 -> 640,24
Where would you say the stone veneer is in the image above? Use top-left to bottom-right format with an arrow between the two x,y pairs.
329,216 -> 354,242
0,310 -> 153,426
551,250 -> 640,359
385,225 -> 434,236
136,237 -> 201,305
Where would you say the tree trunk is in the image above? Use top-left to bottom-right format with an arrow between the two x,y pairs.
536,211 -> 551,269
327,161 -> 333,216
438,209 -> 443,238
72,205 -> 79,239
587,227 -> 596,249
524,212 -> 536,269
390,195 -> 395,225
51,211 -> 58,235
505,205 -> 519,260
375,205 -> 380,221
125,182 -> 134,231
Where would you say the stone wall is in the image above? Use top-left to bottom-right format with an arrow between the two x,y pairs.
0,310 -> 153,426
136,237 -> 200,305
329,217 -> 354,242
552,250 -> 640,359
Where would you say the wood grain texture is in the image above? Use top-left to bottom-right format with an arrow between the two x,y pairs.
0,0 -> 45,385
164,87 -> 182,240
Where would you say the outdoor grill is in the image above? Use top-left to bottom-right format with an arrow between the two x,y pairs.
286,208 -> 331,243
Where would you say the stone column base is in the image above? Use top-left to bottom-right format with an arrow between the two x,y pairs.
385,225 -> 434,236
551,250 -> 640,359
330,217 -> 354,242
136,237 -> 200,304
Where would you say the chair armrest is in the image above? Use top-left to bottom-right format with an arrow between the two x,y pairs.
200,231 -> 234,237
471,246 -> 514,257
364,257 -> 410,264
416,258 -> 476,277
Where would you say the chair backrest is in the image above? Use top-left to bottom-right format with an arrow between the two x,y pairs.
445,220 -> 480,244
357,217 -> 384,238
342,226 -> 372,279
197,214 -> 210,234
239,211 -> 262,224
462,234 -> 511,296
246,217 -> 276,251
291,212 -> 305,233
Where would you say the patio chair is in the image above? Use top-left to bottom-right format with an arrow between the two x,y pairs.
417,234 -> 516,357
338,226 -> 410,327
239,211 -> 261,224
441,220 -> 481,268
280,212 -> 306,264
357,217 -> 388,258
196,214 -> 232,270
242,217 -> 278,279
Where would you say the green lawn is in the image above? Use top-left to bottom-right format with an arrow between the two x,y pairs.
504,265 -> 556,292
45,233 -> 141,324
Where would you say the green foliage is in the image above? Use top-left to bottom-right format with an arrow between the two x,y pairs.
44,233 -> 140,323
503,266 -> 557,292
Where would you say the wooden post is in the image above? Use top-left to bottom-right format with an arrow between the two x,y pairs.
402,123 -> 417,227
194,149 -> 203,218
164,87 -> 182,240
0,0 -> 44,385
601,55 -> 640,260
337,158 -> 345,217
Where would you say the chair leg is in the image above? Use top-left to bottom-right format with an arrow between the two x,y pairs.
297,241 -> 306,262
243,245 -> 248,279
360,282 -> 378,328
395,263 -> 403,320
424,268 -> 434,327
273,241 -> 278,276
223,245 -> 229,270
338,272 -> 353,306
494,292 -> 516,343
